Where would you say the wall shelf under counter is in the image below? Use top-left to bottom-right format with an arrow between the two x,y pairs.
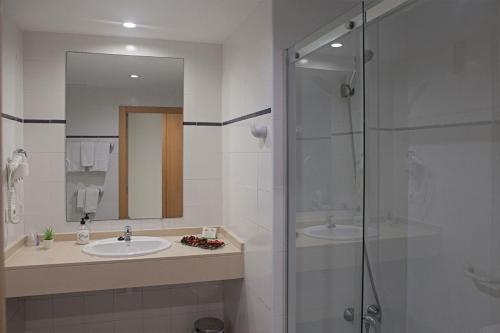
4,227 -> 244,298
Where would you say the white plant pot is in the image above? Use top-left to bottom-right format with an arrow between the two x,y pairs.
43,239 -> 54,249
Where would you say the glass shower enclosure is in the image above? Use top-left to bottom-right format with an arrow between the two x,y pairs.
287,0 -> 500,332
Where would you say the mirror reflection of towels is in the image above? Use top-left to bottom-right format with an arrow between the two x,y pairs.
84,187 -> 100,213
66,142 -> 83,172
76,186 -> 102,213
80,142 -> 95,167
90,142 -> 110,172
77,188 -> 85,210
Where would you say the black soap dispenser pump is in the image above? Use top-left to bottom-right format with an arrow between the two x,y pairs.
77,217 -> 90,245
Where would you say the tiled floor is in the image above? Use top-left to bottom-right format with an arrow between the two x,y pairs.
7,282 -> 224,333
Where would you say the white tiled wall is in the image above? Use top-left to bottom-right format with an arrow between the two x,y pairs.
7,282 -> 224,333
2,14 -> 25,247
23,123 -> 66,234
220,1 -> 278,332
19,31 -> 223,234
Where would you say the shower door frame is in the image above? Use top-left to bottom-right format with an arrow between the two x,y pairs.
285,5 -> 366,332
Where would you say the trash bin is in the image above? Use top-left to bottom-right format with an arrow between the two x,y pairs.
193,317 -> 224,333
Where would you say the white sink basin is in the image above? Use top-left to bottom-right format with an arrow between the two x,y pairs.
82,236 -> 172,257
302,224 -> 377,241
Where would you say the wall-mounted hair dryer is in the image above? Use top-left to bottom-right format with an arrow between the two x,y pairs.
7,149 -> 29,224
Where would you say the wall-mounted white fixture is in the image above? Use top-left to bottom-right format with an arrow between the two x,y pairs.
122,22 -> 137,29
7,149 -> 29,224
464,263 -> 500,286
251,124 -> 267,140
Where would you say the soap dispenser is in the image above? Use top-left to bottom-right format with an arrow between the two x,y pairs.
77,218 -> 90,245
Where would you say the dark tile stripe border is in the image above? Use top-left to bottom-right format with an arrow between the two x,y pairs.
2,113 -> 66,124
3,108 -> 271,127
2,113 -> 23,123
222,108 -> 271,126
183,121 -> 221,126
24,119 -> 66,124
197,122 -> 223,126
183,108 -> 271,127
67,135 -> 119,138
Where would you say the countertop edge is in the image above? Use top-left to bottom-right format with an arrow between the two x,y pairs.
5,250 -> 242,271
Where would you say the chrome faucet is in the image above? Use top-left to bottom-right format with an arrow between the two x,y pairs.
362,305 -> 381,333
326,215 -> 337,229
124,225 -> 132,242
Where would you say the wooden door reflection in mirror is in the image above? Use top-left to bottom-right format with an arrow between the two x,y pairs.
119,106 -> 183,219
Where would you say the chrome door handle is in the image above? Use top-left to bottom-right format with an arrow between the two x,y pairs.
363,305 -> 381,333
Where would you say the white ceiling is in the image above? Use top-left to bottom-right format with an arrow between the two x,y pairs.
66,52 -> 183,89
296,30 -> 361,72
5,0 -> 262,43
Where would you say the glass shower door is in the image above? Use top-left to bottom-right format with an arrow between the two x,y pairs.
289,1 -> 500,332
363,0 -> 500,332
287,5 -> 365,332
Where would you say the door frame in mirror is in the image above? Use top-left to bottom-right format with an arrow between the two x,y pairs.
118,106 -> 183,219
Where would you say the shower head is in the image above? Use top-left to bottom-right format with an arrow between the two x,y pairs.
341,70 -> 357,98
353,50 -> 375,66
364,49 -> 374,63
341,82 -> 355,98
340,49 -> 375,98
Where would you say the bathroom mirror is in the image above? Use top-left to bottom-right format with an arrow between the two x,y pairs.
65,52 -> 184,222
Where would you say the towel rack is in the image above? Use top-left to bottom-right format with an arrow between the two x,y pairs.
75,187 -> 104,195
464,264 -> 500,285
66,140 -> 114,153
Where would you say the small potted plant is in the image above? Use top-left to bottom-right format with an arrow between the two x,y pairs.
42,227 -> 54,249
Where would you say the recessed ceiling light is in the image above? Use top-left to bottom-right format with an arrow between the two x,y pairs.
129,74 -> 140,78
123,22 -> 137,29
299,59 -> 309,64
331,42 -> 343,48
126,45 -> 136,51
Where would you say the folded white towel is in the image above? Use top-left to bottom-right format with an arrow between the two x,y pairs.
81,142 -> 95,167
84,187 -> 100,213
76,188 -> 86,210
90,142 -> 110,172
66,142 -> 83,172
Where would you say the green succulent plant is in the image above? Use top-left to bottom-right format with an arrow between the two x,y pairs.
43,227 -> 54,241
